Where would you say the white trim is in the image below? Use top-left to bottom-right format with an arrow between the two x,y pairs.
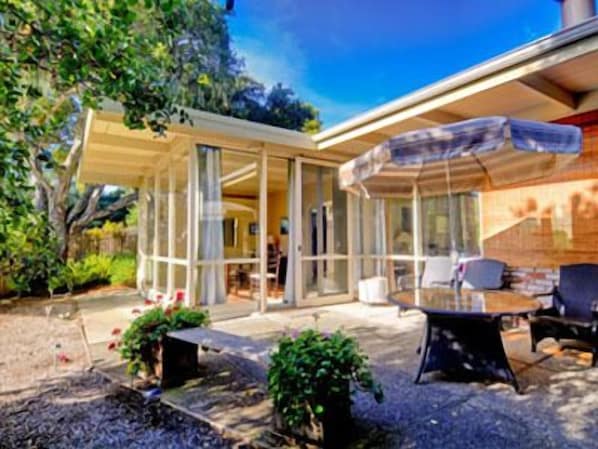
259,149 -> 268,313
167,161 -> 176,297
152,172 -> 160,291
186,144 -> 198,306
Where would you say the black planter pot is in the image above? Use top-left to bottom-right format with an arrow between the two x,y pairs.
274,401 -> 352,449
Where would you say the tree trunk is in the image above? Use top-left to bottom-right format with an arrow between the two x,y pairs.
49,201 -> 69,261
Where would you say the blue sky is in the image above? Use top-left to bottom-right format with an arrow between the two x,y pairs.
228,0 -> 563,129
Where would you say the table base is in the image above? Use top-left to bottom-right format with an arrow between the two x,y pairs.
416,314 -> 520,392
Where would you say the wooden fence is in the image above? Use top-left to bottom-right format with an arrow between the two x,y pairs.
68,227 -> 138,259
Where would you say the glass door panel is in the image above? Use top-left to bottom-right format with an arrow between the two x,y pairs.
299,162 -> 349,303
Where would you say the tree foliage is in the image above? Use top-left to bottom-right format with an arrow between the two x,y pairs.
0,0 -> 322,294
0,0 -> 193,284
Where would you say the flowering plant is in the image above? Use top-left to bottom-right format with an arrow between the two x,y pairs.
268,328 -> 383,428
111,300 -> 209,376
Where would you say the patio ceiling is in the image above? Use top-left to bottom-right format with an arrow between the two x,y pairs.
78,102 -> 319,188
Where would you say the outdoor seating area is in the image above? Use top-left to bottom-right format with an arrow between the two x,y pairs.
4,1 -> 598,448
74,292 -> 597,448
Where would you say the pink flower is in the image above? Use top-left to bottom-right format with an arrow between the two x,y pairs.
144,299 -> 153,306
111,328 -> 121,336
155,294 -> 164,303
107,341 -> 117,351
290,329 -> 300,340
321,331 -> 332,339
57,352 -> 71,363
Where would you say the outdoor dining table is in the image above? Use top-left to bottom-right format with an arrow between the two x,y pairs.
388,288 -> 541,392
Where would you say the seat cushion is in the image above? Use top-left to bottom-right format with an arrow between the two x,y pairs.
421,257 -> 453,288
559,264 -> 598,321
462,258 -> 505,290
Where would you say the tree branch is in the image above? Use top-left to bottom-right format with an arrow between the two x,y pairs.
28,153 -> 53,196
70,190 -> 138,234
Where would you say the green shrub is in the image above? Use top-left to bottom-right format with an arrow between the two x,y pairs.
67,254 -> 112,290
109,253 -> 136,287
3,213 -> 61,296
268,329 -> 384,428
117,305 -> 210,376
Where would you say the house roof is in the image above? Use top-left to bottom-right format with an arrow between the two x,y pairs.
79,16 -> 598,188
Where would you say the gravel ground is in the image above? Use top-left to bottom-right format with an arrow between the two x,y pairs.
0,299 -> 234,449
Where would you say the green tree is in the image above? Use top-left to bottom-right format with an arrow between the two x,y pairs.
0,0 -> 193,270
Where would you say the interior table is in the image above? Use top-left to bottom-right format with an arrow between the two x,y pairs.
388,288 -> 541,392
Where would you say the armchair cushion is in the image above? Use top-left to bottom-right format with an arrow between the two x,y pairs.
462,258 -> 506,290
557,264 -> 598,321
421,256 -> 453,288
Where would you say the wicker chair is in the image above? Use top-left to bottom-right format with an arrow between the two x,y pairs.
530,264 -> 598,367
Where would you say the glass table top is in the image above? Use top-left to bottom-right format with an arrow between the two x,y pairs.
389,288 -> 541,317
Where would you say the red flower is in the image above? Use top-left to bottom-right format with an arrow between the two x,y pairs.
111,328 -> 121,336
131,308 -> 141,314
175,291 -> 185,302
144,299 -> 153,306
57,352 -> 71,363
107,341 -> 117,351
156,294 -> 163,303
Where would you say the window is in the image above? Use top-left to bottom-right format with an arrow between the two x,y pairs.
422,193 -> 480,257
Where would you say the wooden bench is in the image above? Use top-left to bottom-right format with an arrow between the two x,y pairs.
161,327 -> 271,388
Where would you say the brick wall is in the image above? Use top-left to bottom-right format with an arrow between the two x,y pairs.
482,109 -> 598,269
504,266 -> 558,295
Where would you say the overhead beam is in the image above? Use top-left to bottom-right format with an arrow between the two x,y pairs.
88,133 -> 170,153
414,110 -> 467,126
518,74 -> 577,109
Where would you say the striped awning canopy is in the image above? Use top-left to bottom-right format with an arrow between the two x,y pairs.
338,116 -> 582,197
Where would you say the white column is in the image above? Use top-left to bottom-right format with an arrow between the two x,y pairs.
294,158 -> 303,304
412,184 -> 423,287
346,192 -> 355,298
259,148 -> 268,313
186,145 -> 198,306
152,171 -> 160,291
137,178 -> 148,292
167,161 -> 176,298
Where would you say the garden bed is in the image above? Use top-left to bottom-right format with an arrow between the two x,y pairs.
0,300 -> 234,449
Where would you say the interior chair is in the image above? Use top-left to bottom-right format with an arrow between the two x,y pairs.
461,258 -> 506,290
397,256 -> 454,290
249,252 -> 281,300
530,263 -> 598,367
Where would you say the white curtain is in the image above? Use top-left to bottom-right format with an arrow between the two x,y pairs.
283,160 -> 296,304
197,145 -> 225,305
373,199 -> 386,276
352,195 -> 363,293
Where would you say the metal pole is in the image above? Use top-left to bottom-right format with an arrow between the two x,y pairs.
445,160 -> 461,296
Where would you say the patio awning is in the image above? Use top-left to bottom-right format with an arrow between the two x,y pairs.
338,116 -> 582,197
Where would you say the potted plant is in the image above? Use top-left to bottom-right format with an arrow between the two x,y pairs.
268,329 -> 383,448
113,303 -> 209,379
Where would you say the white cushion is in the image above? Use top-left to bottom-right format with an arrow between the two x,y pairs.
358,276 -> 388,304
421,257 -> 453,288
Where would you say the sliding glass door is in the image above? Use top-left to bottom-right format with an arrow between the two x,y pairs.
296,159 -> 351,305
